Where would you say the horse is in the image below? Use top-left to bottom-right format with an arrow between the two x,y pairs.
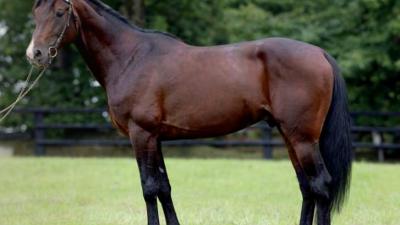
26,0 -> 352,224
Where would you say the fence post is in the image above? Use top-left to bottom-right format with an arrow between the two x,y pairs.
34,110 -> 46,156
372,131 -> 384,162
262,125 -> 273,159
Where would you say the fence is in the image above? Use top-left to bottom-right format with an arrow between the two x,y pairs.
1,108 -> 399,161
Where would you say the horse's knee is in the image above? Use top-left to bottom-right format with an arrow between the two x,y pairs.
142,177 -> 159,201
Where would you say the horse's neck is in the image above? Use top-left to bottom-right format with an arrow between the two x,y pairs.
73,0 -> 146,88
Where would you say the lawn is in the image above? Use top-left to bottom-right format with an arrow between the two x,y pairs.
0,158 -> 399,225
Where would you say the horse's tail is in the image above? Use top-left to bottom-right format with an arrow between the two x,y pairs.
320,52 -> 353,212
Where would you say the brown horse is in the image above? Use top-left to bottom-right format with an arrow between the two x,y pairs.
26,0 -> 352,224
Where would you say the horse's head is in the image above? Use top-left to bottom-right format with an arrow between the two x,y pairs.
27,0 -> 78,67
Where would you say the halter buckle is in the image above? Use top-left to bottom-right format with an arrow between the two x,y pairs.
49,47 -> 58,58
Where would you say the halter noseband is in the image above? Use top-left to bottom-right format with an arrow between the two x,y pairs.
48,0 -> 73,61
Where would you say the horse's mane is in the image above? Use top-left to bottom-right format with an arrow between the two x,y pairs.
87,0 -> 132,26
86,0 -> 178,40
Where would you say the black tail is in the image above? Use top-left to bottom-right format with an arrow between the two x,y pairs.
320,52 -> 353,212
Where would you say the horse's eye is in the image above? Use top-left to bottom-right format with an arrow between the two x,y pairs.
56,10 -> 65,17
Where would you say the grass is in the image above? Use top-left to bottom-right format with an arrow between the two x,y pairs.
0,158 -> 399,225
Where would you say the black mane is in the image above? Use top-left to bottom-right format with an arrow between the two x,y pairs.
87,0 -> 178,40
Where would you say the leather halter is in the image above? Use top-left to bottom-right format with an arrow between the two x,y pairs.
48,0 -> 73,60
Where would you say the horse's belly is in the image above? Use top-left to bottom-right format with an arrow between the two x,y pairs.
160,94 -> 268,139
158,46 -> 270,139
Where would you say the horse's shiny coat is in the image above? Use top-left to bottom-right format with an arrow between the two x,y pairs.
27,1 -> 352,225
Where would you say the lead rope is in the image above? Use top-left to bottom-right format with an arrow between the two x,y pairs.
0,0 -> 72,123
0,67 -> 47,122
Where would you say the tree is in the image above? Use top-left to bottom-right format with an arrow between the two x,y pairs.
0,0 -> 399,129
120,0 -> 145,27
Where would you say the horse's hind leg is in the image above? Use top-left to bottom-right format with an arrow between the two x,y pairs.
285,143 -> 315,225
293,141 -> 332,200
309,144 -> 331,225
316,197 -> 331,225
277,113 -> 332,224
284,135 -> 333,225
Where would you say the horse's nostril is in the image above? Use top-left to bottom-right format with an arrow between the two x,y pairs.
34,49 -> 42,58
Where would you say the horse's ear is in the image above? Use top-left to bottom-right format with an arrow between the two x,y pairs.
34,0 -> 43,8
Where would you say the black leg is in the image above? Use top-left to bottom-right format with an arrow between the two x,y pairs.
285,141 -> 316,225
157,141 -> 180,225
129,123 -> 160,225
300,197 -> 315,225
140,156 -> 160,225
288,142 -> 332,225
309,146 -> 332,225
312,147 -> 332,225
296,170 -> 315,225
316,198 -> 331,225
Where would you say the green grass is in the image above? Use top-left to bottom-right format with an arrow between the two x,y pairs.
0,158 -> 399,225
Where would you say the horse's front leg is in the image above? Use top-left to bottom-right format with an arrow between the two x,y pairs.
156,141 -> 180,225
129,122 -> 161,225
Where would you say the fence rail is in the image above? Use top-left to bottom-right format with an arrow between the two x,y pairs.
1,108 -> 399,161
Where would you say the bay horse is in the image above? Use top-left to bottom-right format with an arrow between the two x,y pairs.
26,0 -> 352,224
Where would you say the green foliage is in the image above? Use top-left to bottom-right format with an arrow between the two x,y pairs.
146,0 -> 228,45
0,0 -> 399,127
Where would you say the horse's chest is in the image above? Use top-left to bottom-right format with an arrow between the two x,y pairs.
108,108 -> 130,136
108,88 -> 164,135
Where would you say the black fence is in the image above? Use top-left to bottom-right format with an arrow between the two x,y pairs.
1,108 -> 399,161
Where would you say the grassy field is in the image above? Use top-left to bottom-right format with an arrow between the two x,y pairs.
0,158 -> 399,225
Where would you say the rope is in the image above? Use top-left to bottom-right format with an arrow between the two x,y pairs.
0,67 -> 47,123
0,0 -> 72,123
0,67 -> 34,114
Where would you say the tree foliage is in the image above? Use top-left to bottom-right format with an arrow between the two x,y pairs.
0,0 -> 399,126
